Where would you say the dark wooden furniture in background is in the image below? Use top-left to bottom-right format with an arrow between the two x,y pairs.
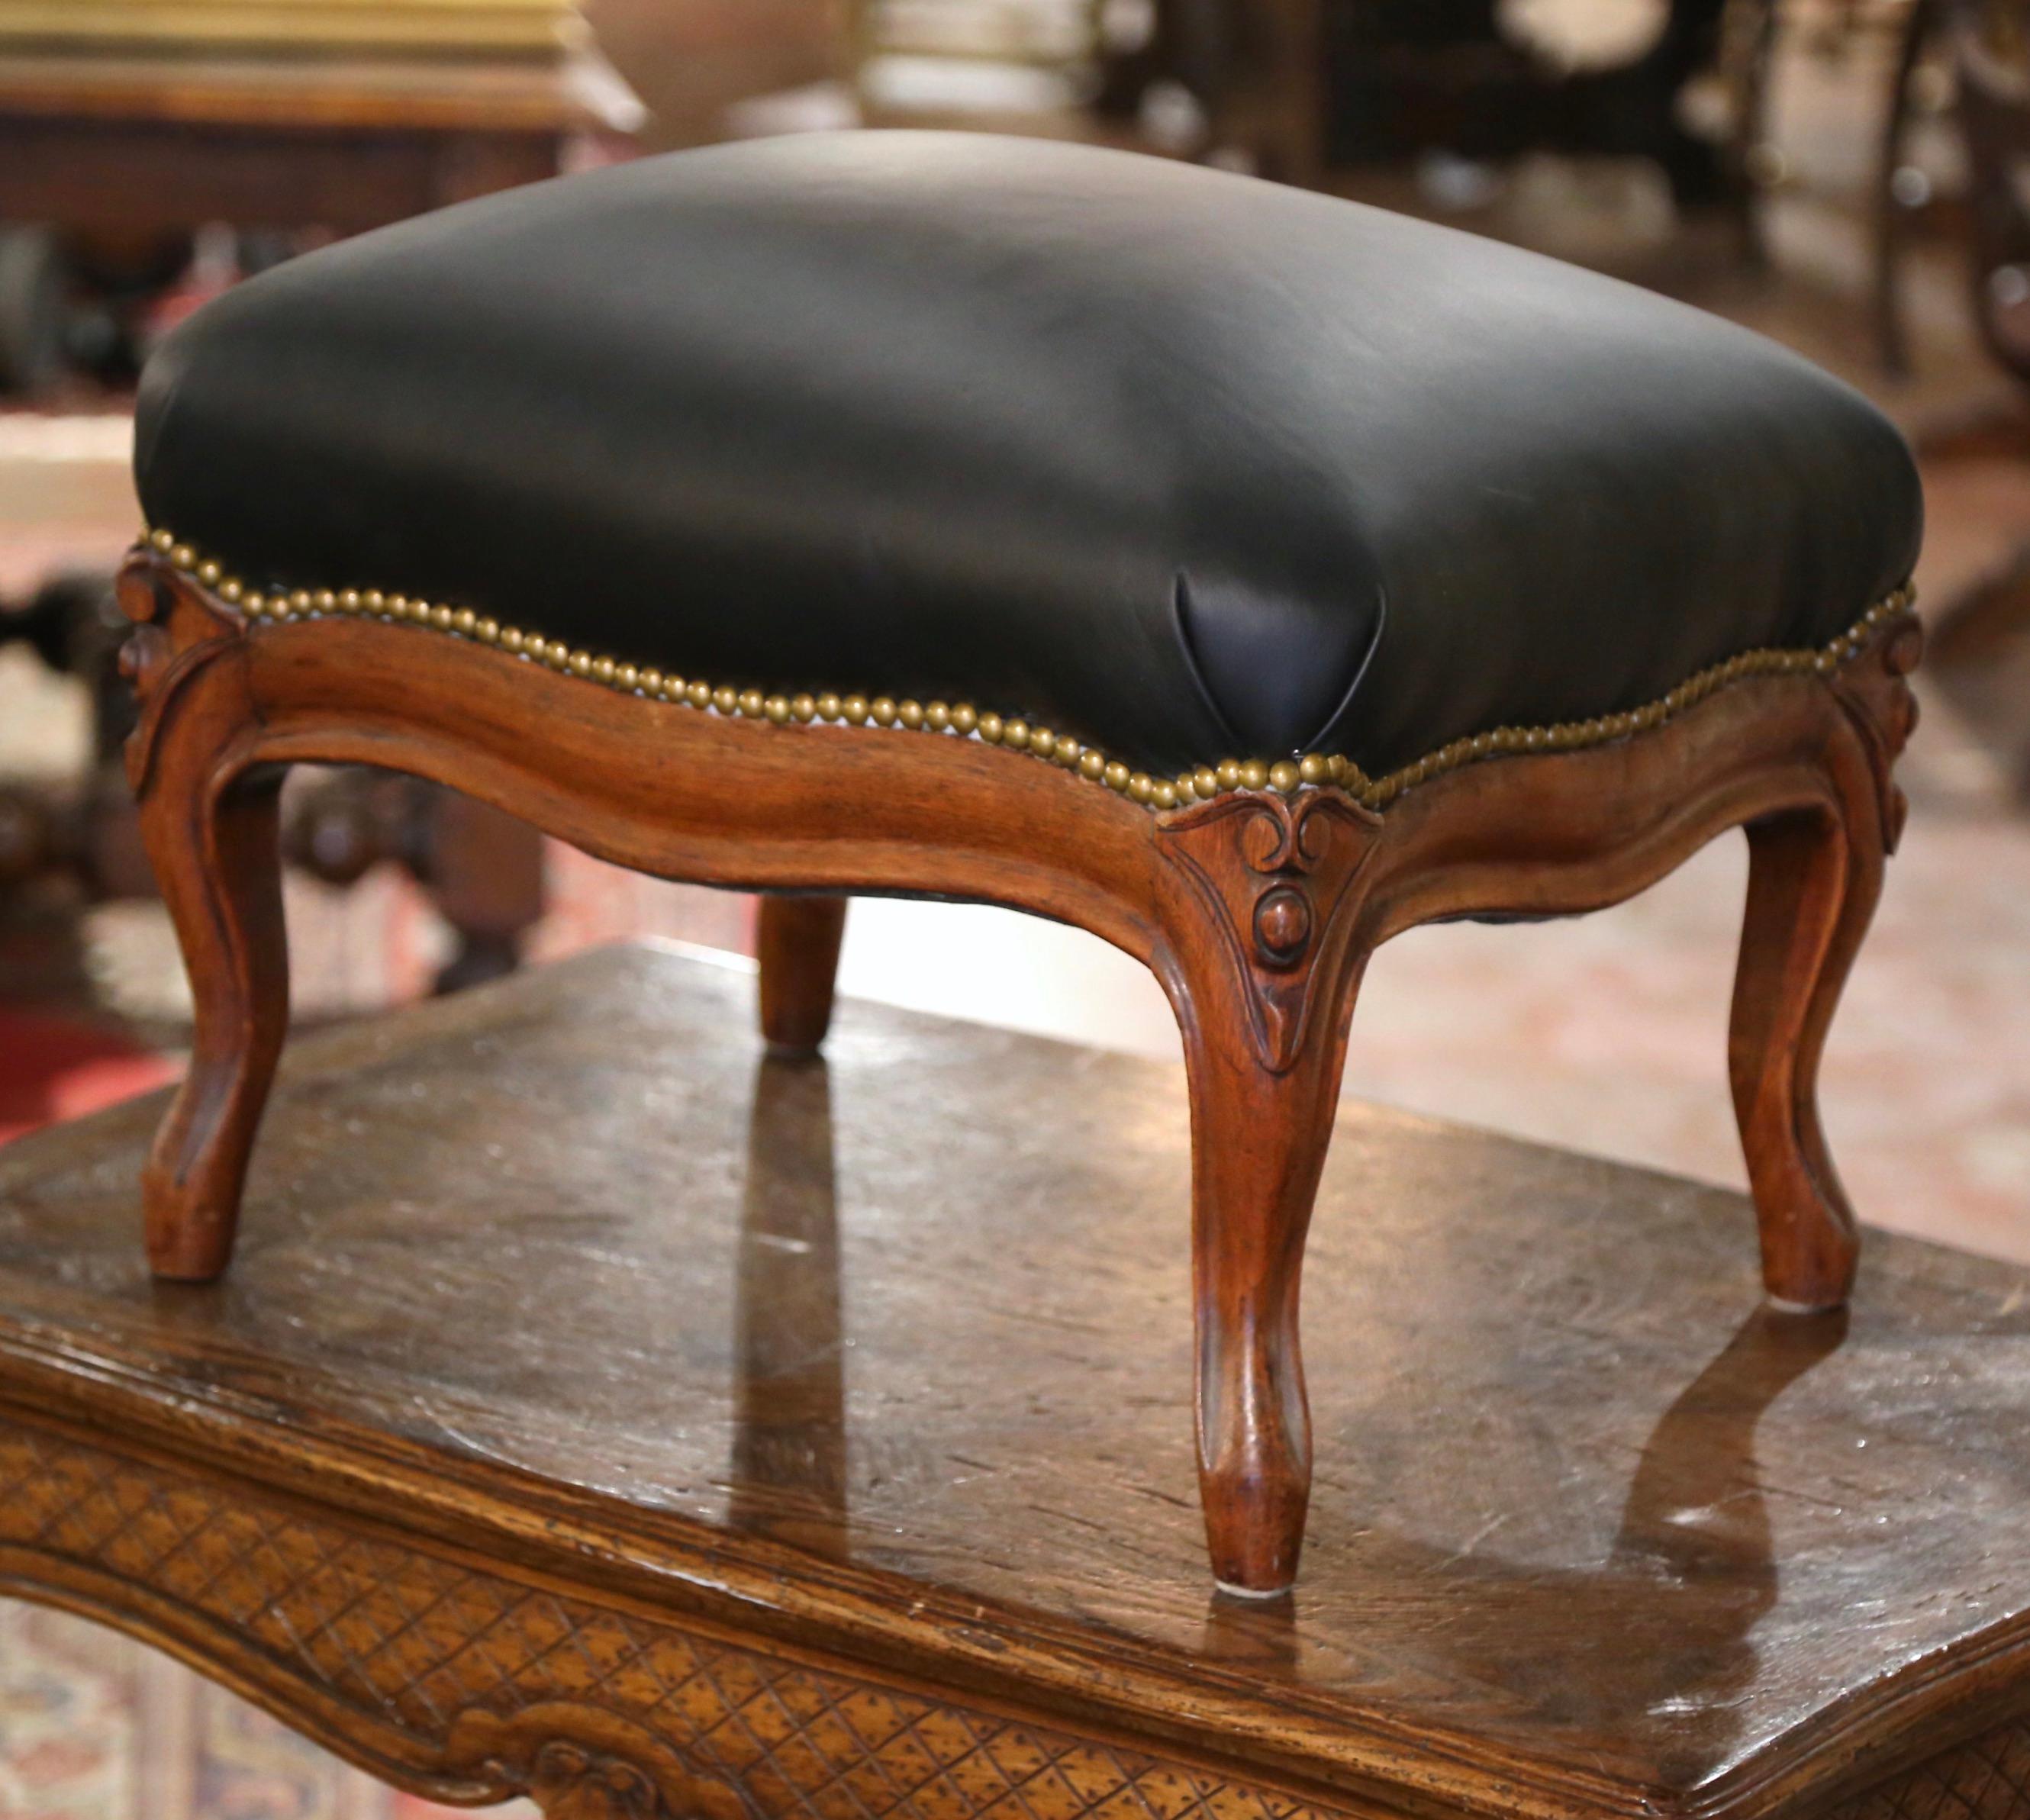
1868,0 -> 2020,382
1871,0 -> 2030,380
0,45 -> 634,387
1944,0 -> 2030,375
116,543 -> 1920,1593
1869,0 -> 2030,800
0,42 -> 633,971
0,570 -> 153,900
0,575 -> 548,992
1120,0 -> 1777,221
280,767 -> 550,994
0,46 -> 615,235
2,943 -> 2029,1819
1874,0 -> 1948,378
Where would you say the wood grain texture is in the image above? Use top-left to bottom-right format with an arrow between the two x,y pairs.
0,49 -> 604,239
1828,1719 -> 2030,1820
0,50 -> 598,130
758,895 -> 851,1058
1,947 -> 2028,1820
0,1418 -> 1363,1820
0,0 -> 569,54
115,552 -> 1919,1591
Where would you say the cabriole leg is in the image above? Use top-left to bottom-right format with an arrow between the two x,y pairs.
1156,789 -> 1376,1593
118,556 -> 288,1284
140,763 -> 289,1281
1729,799 -> 1885,1312
1177,974 -> 1361,1594
1729,615 -> 1919,1309
758,895 -> 849,1058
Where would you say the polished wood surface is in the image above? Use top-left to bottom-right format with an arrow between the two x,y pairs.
0,943 -> 2028,1819
0,49 -> 617,238
757,894 -> 849,1058
0,50 -> 597,129
114,550 -> 1918,1591
0,0 -> 569,53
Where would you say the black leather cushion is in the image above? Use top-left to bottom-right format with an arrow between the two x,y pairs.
135,131 -> 1922,778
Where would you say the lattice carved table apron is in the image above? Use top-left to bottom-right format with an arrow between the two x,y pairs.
0,944 -> 2027,1820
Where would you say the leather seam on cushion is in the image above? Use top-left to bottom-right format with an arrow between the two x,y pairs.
139,529 -> 1916,817
1303,585 -> 1387,759
1168,572 -> 1246,756
1171,571 -> 1390,762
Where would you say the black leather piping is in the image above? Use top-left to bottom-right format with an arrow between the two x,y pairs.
141,529 -> 1915,819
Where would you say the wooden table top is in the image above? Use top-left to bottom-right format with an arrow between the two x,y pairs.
0,942 -> 2025,1820
0,47 -> 606,131
0,0 -> 568,56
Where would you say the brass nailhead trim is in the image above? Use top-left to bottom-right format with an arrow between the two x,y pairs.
147,530 -> 1916,816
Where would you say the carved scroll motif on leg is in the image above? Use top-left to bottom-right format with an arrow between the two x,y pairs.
1156,790 -> 1379,1594
1729,617 -> 1922,1312
757,895 -> 850,1057
118,556 -> 288,1284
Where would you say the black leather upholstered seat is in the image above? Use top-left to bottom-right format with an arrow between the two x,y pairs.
135,131 -> 1922,780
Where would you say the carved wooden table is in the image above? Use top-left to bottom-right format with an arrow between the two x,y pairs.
0,942 -> 2027,1820
0,47 -> 620,237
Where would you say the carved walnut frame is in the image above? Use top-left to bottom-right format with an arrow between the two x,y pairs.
116,548 -> 1922,1595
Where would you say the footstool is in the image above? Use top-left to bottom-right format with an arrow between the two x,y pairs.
119,131 -> 1924,1595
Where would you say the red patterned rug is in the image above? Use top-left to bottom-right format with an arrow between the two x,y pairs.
0,1013 -> 176,1148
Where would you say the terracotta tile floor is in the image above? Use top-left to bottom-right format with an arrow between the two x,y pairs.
4,12 -> 2030,1815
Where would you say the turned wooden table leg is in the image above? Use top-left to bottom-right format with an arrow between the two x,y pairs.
758,895 -> 849,1057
